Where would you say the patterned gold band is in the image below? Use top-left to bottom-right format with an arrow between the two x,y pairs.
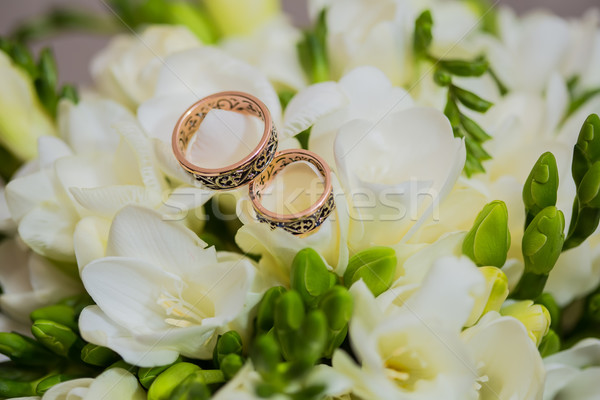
248,149 -> 335,235
172,91 -> 278,190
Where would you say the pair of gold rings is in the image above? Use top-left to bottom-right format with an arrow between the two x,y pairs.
172,91 -> 335,235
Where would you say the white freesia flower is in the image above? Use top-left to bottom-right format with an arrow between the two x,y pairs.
484,8 -> 598,94
91,25 -> 200,109
0,179 -> 16,234
41,368 -> 145,400
333,256 -> 544,399
220,16 -> 307,91
543,338 -> 600,400
332,257 -> 484,399
309,0 -> 481,86
79,206 -> 258,367
0,51 -> 56,161
0,238 -> 81,324
4,100 -> 167,262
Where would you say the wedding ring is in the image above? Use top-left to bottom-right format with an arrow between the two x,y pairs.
248,149 -> 335,235
172,91 -> 278,190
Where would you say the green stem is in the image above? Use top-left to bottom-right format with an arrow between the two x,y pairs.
511,271 -> 549,300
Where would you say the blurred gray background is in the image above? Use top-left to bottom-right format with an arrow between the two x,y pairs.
0,0 -> 598,86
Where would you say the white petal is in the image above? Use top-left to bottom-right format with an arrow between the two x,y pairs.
73,216 -> 111,271
547,367 -> 600,400
70,185 -> 161,218
5,170 -> 57,222
461,313 -> 545,400
58,97 -> 136,154
81,256 -> 171,332
85,368 -> 146,400
545,242 -> 600,306
105,206 -> 213,276
42,378 -> 93,400
37,136 -> 73,169
281,81 -> 347,139
79,305 -> 179,367
544,338 -> 600,368
403,256 -> 485,332
17,201 -> 78,262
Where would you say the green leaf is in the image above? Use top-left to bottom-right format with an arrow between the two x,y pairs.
523,152 -> 559,227
81,343 -> 120,367
587,293 -> 600,322
59,84 -> 79,104
36,374 -> 80,396
291,248 -> 336,307
297,10 -> 329,83
413,10 -> 433,57
452,85 -> 493,112
462,201 -> 511,267
37,48 -> 57,91
9,42 -> 36,77
438,57 -> 488,77
344,247 -> 397,297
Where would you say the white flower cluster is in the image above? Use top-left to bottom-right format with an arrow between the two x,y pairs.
0,0 -> 599,399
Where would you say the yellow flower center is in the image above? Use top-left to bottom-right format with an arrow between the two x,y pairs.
156,281 -> 214,328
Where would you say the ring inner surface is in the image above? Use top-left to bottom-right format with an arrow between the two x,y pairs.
253,153 -> 327,219
176,95 -> 266,171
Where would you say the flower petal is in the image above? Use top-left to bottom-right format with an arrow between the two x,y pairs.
105,206 -> 213,276
79,305 -> 179,367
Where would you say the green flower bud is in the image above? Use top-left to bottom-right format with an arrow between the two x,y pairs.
275,291 -> 305,361
220,353 -> 244,380
0,378 -> 37,398
148,362 -> 201,400
413,10 -> 433,57
0,332 -> 56,366
31,320 -> 81,357
439,58 -> 489,77
536,293 -> 561,331
165,2 -> 218,44
251,334 -> 281,378
344,247 -> 397,297
293,310 -> 328,365
36,374 -> 78,396
572,114 -> 600,186
522,206 -> 565,275
462,201 -> 511,267
203,0 -> 279,37
452,85 -> 493,112
213,330 -> 243,368
81,343 -> 120,367
9,42 -> 36,77
319,286 -> 353,332
275,291 -> 305,333
538,329 -> 560,357
577,161 -> 600,207
587,293 -> 600,322
255,286 -> 287,335
523,152 -> 559,226
138,358 -> 182,389
465,137 -> 491,162
168,371 -> 211,400
501,300 -> 550,346
30,304 -> 77,330
291,248 -> 336,307
467,266 -> 509,326
107,360 -> 137,374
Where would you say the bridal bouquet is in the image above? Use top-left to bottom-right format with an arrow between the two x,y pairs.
1,0 -> 599,398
